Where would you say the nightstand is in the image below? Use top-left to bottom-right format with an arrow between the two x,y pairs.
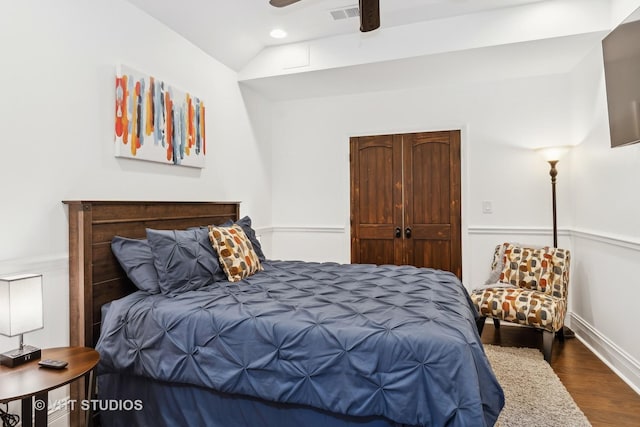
0,347 -> 99,427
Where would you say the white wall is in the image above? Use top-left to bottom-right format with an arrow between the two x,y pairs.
268,71 -> 574,278
568,43 -> 640,392
0,0 -> 271,361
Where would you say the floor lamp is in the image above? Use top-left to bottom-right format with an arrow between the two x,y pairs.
536,146 -> 570,247
537,145 -> 573,338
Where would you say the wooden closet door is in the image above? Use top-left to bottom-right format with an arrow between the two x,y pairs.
403,131 -> 461,277
350,134 -> 404,265
350,130 -> 461,278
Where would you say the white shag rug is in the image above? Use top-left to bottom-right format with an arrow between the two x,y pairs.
484,345 -> 591,427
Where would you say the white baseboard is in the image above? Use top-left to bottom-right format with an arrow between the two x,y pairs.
10,403 -> 69,427
569,312 -> 640,395
49,406 -> 70,427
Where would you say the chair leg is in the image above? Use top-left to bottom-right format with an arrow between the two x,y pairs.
493,318 -> 500,329
542,330 -> 554,363
556,326 -> 565,342
476,316 -> 487,336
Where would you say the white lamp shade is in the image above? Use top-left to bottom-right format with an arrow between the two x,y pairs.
0,274 -> 44,337
536,145 -> 572,162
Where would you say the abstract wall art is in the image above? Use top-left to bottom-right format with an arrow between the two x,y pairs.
114,65 -> 206,168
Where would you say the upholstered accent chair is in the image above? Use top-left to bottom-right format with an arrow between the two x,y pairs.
470,242 -> 571,363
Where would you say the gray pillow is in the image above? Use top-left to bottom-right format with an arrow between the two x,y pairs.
146,227 -> 225,295
222,216 -> 266,261
111,237 -> 160,294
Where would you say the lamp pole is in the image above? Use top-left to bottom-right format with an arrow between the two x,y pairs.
548,160 -> 558,247
537,146 -> 575,339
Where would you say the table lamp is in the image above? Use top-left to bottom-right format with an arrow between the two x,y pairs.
0,274 -> 44,367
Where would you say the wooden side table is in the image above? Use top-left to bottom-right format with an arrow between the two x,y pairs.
0,347 -> 99,427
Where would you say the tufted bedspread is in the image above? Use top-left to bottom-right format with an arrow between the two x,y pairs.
96,260 -> 504,426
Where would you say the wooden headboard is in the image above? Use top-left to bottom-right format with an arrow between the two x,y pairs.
63,200 -> 240,349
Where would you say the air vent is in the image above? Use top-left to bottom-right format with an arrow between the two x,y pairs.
330,6 -> 360,21
344,7 -> 360,18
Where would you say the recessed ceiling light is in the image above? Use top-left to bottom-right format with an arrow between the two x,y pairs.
270,28 -> 288,39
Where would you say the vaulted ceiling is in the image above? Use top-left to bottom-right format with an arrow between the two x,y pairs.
123,0 -> 630,100
125,0 -> 547,70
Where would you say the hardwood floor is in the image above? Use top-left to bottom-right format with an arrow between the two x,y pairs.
480,323 -> 640,426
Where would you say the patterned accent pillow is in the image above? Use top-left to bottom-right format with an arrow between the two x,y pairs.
499,243 -> 570,298
485,242 -> 547,285
221,216 -> 266,261
208,224 -> 263,282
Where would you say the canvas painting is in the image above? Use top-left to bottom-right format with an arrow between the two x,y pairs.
114,65 -> 206,168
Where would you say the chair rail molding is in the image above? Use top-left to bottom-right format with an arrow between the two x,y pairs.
570,227 -> 640,252
257,226 -> 345,234
468,225 -> 640,252
467,225 -> 571,237
0,253 -> 68,276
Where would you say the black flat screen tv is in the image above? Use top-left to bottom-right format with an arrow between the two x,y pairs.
602,8 -> 640,148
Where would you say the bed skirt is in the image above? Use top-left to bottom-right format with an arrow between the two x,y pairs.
97,373 -> 407,427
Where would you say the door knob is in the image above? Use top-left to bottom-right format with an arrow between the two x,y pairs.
405,227 -> 412,238
395,227 -> 402,238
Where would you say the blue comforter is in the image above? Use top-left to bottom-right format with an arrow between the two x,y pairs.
96,261 -> 504,426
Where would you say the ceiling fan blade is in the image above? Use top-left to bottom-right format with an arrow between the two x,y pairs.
269,0 -> 302,7
359,0 -> 380,32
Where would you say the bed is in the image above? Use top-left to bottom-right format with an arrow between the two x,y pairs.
64,201 -> 504,427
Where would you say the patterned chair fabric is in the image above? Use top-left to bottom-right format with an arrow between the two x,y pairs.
472,287 -> 567,332
470,243 -> 571,362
